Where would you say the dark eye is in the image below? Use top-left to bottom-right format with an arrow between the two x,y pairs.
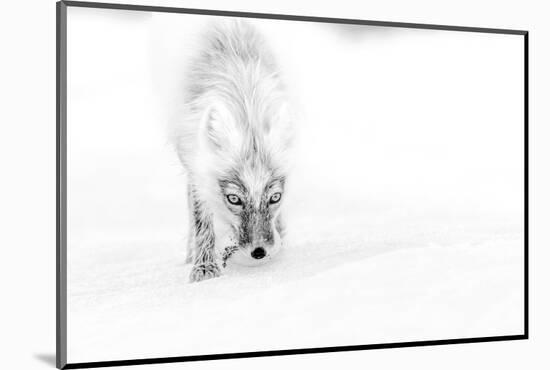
226,194 -> 243,205
269,192 -> 282,204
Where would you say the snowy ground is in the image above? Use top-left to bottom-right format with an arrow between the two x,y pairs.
66,8 -> 525,364
68,223 -> 523,362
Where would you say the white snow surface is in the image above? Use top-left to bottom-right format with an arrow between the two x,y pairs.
68,228 -> 523,362
66,8 -> 525,363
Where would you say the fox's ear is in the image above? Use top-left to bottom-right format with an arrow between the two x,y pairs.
200,104 -> 241,153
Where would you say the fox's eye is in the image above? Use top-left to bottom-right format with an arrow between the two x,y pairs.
269,192 -> 282,204
226,194 -> 242,205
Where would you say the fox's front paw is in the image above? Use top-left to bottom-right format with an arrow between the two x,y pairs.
189,263 -> 221,282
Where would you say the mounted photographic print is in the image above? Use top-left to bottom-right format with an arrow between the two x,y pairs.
56,1 -> 528,369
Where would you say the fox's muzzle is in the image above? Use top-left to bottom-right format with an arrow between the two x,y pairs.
238,204 -> 275,259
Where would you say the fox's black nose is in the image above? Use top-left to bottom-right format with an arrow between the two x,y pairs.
251,247 -> 266,259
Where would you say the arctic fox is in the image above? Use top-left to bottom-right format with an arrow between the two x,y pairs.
174,21 -> 294,282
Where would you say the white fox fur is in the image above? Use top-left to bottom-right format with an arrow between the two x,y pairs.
174,20 -> 294,282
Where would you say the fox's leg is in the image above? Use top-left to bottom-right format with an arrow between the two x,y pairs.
188,185 -> 221,282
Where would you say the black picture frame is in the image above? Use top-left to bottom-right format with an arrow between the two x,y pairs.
56,1 -> 529,368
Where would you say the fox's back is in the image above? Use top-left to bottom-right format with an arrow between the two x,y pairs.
176,21 -> 288,171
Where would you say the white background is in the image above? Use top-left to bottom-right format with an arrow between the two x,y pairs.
0,0 -> 547,369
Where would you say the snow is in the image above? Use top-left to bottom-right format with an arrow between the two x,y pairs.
66,7 -> 525,364
67,229 -> 523,362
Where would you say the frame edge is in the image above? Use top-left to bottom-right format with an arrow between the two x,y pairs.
56,1 -> 68,369
58,1 -> 529,368
523,31 -> 529,339
62,0 -> 527,35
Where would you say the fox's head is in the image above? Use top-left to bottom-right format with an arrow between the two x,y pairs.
216,159 -> 286,265
192,74 -> 293,265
